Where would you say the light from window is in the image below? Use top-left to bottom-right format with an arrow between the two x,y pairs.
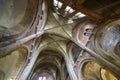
38,76 -> 46,80
43,77 -> 46,80
69,8 -> 75,13
65,6 -> 71,11
75,12 -> 82,16
54,0 -> 58,6
58,2 -> 63,8
39,77 -> 42,80
75,12 -> 86,18
78,14 -> 86,17
54,0 -> 62,8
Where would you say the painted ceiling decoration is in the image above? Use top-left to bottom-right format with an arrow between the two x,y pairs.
0,0 -> 120,80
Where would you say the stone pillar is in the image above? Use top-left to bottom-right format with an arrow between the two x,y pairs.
64,55 -> 78,80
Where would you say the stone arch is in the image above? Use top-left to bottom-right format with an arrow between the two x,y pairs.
72,20 -> 96,44
28,49 -> 65,80
77,57 -> 118,80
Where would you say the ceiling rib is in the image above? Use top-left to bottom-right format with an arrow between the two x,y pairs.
73,5 -> 104,20
95,0 -> 120,11
59,0 -> 104,21
105,15 -> 120,20
75,0 -> 85,5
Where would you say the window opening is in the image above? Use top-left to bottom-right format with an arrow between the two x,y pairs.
38,76 -> 46,80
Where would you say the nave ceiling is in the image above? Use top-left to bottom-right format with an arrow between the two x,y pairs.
0,0 -> 120,80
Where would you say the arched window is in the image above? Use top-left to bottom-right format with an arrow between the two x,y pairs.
35,72 -> 53,80
38,76 -> 46,80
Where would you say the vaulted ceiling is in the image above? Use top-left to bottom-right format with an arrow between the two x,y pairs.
0,0 -> 120,80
